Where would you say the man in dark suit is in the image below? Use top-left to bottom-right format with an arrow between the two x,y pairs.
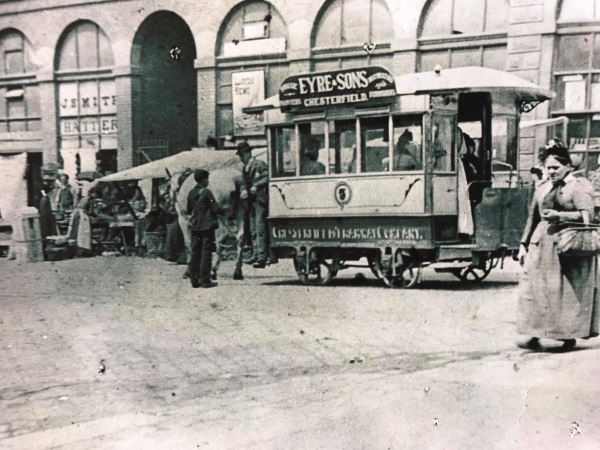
186,169 -> 222,288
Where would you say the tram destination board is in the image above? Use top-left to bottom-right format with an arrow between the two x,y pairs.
270,217 -> 432,247
278,66 -> 396,111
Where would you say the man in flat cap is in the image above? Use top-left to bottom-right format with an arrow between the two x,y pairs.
237,142 -> 269,268
186,169 -> 222,288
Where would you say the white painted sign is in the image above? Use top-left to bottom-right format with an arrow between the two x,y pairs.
232,70 -> 265,136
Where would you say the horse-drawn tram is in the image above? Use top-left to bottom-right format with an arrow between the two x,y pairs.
258,65 -> 554,287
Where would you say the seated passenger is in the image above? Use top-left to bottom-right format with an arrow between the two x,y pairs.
301,138 -> 326,176
393,130 -> 420,171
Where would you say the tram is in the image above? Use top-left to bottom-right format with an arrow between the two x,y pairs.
255,65 -> 553,287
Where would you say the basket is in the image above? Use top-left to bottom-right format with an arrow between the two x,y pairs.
556,226 -> 600,256
145,231 -> 164,258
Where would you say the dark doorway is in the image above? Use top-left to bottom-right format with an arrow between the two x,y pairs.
27,152 -> 43,208
132,11 -> 197,164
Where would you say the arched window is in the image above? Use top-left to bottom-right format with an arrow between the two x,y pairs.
553,1 -> 600,176
558,0 -> 600,22
0,29 -> 39,132
421,0 -> 508,37
419,0 -> 508,72
217,1 -> 287,57
56,21 -> 114,71
0,29 -> 34,75
311,0 -> 393,71
55,21 -> 117,172
215,1 -> 288,144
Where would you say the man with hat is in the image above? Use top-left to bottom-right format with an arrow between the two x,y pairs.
237,141 -> 269,268
186,168 -> 222,288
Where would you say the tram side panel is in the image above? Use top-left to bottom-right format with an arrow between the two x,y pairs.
268,173 -> 436,258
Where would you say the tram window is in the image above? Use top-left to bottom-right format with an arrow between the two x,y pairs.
491,117 -> 517,172
361,118 -> 389,173
271,126 -> 297,178
329,120 -> 357,174
431,115 -> 455,171
391,116 -> 423,171
299,122 -> 327,176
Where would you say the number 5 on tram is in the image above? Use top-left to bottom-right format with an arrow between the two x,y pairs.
252,65 -> 553,287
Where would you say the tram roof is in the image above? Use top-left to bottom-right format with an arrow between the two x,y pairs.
244,66 -> 553,113
393,66 -> 554,101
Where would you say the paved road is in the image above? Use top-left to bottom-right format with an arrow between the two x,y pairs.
1,256 -> 599,449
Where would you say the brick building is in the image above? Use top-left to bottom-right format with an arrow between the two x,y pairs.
0,0 -> 597,211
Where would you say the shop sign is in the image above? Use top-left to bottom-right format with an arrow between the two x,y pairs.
232,70 -> 265,136
59,80 -> 117,117
60,116 -> 117,136
271,224 -> 426,243
279,66 -> 396,111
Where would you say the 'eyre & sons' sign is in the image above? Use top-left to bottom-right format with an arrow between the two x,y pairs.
279,66 -> 396,111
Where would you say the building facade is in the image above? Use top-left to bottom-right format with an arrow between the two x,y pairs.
0,0 -> 597,209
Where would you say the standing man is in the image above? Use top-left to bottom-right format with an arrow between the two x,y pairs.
186,169 -> 221,288
236,142 -> 269,268
52,173 -> 77,215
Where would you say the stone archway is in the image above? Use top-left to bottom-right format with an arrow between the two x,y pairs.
132,11 -> 197,163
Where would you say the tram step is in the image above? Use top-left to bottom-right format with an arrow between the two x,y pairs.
437,244 -> 477,261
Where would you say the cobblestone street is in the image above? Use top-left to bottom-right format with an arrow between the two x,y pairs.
1,256 -> 600,449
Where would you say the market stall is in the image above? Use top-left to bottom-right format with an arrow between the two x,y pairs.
95,148 -> 260,258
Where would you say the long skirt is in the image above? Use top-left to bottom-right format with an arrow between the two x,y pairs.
518,222 -> 600,339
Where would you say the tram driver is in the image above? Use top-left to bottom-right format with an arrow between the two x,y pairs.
301,138 -> 326,176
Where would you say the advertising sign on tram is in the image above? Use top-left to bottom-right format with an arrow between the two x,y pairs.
278,66 -> 396,111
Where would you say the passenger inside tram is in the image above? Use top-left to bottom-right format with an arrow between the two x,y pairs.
392,129 -> 421,171
301,138 -> 326,176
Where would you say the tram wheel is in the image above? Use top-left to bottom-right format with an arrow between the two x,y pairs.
453,260 -> 493,283
373,257 -> 422,289
294,254 -> 339,286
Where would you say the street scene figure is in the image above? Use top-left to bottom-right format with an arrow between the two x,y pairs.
51,174 -> 77,217
39,180 -> 57,243
518,142 -> 599,350
237,142 -> 269,268
186,169 -> 222,288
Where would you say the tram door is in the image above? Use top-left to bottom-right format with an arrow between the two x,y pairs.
428,93 -> 492,240
457,93 -> 492,205
429,95 -> 459,241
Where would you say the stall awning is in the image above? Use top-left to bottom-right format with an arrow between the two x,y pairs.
99,147 -> 267,182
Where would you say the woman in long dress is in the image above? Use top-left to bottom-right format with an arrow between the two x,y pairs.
517,143 -> 599,350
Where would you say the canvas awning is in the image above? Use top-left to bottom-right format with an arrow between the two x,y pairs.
99,147 -> 267,182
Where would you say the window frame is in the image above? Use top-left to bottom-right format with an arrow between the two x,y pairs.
419,0 -> 509,39
268,113 -> 427,179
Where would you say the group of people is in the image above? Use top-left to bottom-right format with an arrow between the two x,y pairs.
38,171 -> 148,257
185,141 -> 270,288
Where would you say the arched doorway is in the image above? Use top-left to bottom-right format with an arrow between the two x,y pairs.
132,11 -> 197,164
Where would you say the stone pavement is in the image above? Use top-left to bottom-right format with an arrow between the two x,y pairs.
1,256 -> 600,449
